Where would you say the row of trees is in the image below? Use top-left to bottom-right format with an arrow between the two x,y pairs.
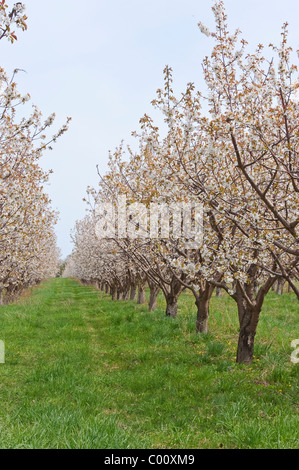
0,3 -> 69,303
65,1 -> 298,364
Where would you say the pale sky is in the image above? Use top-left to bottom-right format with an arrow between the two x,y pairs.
2,0 -> 299,258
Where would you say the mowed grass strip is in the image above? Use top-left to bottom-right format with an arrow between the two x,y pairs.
0,278 -> 298,449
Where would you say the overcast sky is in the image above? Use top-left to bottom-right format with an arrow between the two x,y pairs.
2,0 -> 299,258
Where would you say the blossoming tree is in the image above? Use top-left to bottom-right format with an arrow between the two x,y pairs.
0,2 -> 70,303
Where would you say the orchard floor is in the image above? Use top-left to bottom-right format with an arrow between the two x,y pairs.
0,277 -> 298,449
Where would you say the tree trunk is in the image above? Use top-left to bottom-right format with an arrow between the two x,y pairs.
137,284 -> 146,304
236,328 -> 256,364
195,283 -> 215,334
195,298 -> 210,334
165,294 -> 178,318
123,288 -> 130,300
148,284 -> 160,311
276,279 -> 284,295
236,298 -> 261,364
110,285 -> 116,301
216,287 -> 222,297
130,285 -> 137,301
117,288 -> 123,300
4,287 -> 13,304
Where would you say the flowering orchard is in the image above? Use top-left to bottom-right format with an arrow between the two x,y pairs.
0,3 -> 70,304
65,1 -> 298,365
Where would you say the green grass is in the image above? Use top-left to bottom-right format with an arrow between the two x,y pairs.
0,278 -> 298,449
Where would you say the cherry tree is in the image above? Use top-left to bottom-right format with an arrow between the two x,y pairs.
192,0 -> 299,361
0,2 -> 70,303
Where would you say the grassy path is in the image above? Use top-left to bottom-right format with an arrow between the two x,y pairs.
0,278 -> 298,449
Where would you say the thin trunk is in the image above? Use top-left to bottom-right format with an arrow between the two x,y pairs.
195,283 -> 215,334
110,285 -> 116,301
276,279 -> 284,295
123,287 -> 130,300
117,288 -> 122,300
130,285 -> 137,301
137,284 -> 146,304
195,299 -> 209,334
216,287 -> 222,297
148,284 -> 160,311
287,278 -> 299,300
4,287 -> 13,305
